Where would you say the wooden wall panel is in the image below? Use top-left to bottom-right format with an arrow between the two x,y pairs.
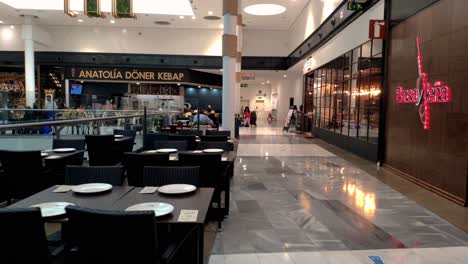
384,0 -> 468,205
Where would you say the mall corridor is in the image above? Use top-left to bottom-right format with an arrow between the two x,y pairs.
209,127 -> 468,264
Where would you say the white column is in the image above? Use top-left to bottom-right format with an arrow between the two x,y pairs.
222,0 -> 238,136
65,79 -> 70,107
235,13 -> 243,115
22,23 -> 35,107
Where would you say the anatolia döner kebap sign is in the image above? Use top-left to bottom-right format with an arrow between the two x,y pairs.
395,37 -> 451,130
67,67 -> 187,82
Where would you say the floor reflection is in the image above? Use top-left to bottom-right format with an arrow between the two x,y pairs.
343,181 -> 376,218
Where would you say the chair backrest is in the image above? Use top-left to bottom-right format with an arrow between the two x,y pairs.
142,166 -> 200,187
0,150 -> 45,199
152,140 -> 189,151
85,135 -> 120,166
0,208 -> 50,264
123,152 -> 170,187
206,130 -> 231,137
168,135 -> 196,150
66,206 -> 157,264
178,130 -> 203,136
143,133 -> 169,150
197,141 -> 232,151
65,165 -> 125,186
200,135 -> 229,141
114,129 -> 137,139
178,153 -> 222,187
52,139 -> 86,150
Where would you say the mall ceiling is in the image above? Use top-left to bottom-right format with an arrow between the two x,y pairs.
0,0 -> 309,30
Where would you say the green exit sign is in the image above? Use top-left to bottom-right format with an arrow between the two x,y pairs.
347,2 -> 365,11
241,84 -> 248,88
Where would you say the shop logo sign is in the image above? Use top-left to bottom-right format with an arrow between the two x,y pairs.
395,37 -> 451,130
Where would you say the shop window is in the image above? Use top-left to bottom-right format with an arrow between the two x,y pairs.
372,39 -> 383,56
361,41 -> 372,60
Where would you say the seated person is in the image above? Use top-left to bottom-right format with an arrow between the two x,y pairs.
191,109 -> 214,126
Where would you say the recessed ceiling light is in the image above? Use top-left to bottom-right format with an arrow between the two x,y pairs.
0,20 -> 3,24
261,82 -> 265,85
154,21 -> 171,25
177,83 -> 181,86
198,85 -> 201,88
208,11 -> 213,15
244,4 -> 286,16
9,25 -> 14,29
77,19 -> 83,23
179,16 -> 184,19
192,16 -> 196,19
283,75 -> 287,78
110,19 -> 115,24
136,82 -> 140,85
122,28 -> 127,33
203,16 -> 221,21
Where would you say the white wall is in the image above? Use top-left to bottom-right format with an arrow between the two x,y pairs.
243,30 -> 289,56
0,25 -> 290,56
240,84 -> 272,111
302,0 -> 385,72
271,72 -> 303,123
288,0 -> 342,52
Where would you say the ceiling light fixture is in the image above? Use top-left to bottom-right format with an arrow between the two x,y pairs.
283,75 -> 287,78
244,4 -> 286,16
208,11 -> 213,15
9,25 -> 14,29
0,20 -> 3,24
179,16 -> 184,19
192,16 -> 196,19
77,19 -> 83,22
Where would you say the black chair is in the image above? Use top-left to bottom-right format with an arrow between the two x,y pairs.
123,152 -> 170,187
65,165 -> 125,186
206,130 -> 231,137
114,129 -> 137,153
0,150 -> 50,202
113,129 -> 137,139
178,153 -> 224,228
168,135 -> 197,150
0,208 -> 51,264
153,140 -> 189,151
143,133 -> 169,150
52,139 -> 86,150
197,141 -> 232,151
200,135 -> 229,141
178,130 -> 203,136
142,166 -> 200,187
65,206 -> 198,264
85,135 -> 121,166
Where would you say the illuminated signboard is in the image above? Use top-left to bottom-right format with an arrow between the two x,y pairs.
395,37 -> 451,130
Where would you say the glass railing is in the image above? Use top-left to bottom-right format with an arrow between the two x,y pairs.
0,108 -> 228,151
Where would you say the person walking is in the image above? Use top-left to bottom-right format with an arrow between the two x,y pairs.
244,106 -> 251,127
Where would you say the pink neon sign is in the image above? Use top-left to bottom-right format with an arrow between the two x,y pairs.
395,37 -> 451,130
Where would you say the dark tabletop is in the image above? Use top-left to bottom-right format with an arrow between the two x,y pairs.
42,149 -> 85,160
114,136 -> 133,142
111,187 -> 214,224
8,186 -> 214,224
9,185 -> 134,211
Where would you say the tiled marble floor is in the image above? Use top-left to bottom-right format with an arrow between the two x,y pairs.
209,127 -> 468,263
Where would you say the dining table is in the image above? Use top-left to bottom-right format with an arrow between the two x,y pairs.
142,150 -> 236,216
8,185 -> 214,264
